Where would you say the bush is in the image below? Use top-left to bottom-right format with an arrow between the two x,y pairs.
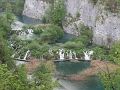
92,46 -> 106,60
25,41 -> 50,59
46,0 -> 66,26
40,24 -> 64,43
109,42 -> 120,64
63,41 -> 84,50
72,24 -> 93,47
33,27 -> 43,35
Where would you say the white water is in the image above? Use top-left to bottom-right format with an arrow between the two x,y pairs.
69,50 -> 73,60
59,49 -> 65,60
84,50 -> 93,60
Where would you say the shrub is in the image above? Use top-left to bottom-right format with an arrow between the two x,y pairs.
40,24 -> 64,43
92,46 -> 106,60
109,42 -> 120,64
46,0 -> 66,26
63,41 -> 84,50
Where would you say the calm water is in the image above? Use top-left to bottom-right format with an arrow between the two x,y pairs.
55,61 -> 104,90
18,15 -> 42,24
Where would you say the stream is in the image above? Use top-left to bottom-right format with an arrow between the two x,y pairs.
19,15 -> 104,90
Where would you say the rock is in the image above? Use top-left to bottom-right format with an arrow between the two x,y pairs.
64,0 -> 120,46
23,0 -> 49,19
11,21 -> 24,31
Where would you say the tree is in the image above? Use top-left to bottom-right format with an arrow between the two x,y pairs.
92,46 -> 106,60
0,0 -> 25,15
0,12 -> 15,38
13,0 -> 25,15
99,65 -> 120,90
0,12 -> 15,68
0,64 -> 29,90
46,0 -> 66,26
0,36 -> 14,69
33,61 -> 56,90
109,42 -> 120,64
40,24 -> 64,43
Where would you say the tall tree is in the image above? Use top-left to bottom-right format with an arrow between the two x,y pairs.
46,0 -> 66,26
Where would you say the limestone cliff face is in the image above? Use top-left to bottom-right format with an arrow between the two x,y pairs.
23,0 -> 120,46
64,0 -> 120,46
23,0 -> 49,19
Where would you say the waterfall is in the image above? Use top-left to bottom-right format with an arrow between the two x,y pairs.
73,51 -> 78,60
83,50 -> 93,60
23,50 -> 30,60
59,49 -> 65,60
69,50 -> 73,60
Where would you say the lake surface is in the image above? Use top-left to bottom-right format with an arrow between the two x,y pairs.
55,61 -> 104,90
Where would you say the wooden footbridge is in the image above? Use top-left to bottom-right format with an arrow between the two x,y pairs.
53,59 -> 91,62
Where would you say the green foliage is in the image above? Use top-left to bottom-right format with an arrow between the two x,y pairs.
0,37 -> 14,68
0,64 -> 29,90
40,25 -> 64,43
24,41 -> 50,59
99,67 -> 120,90
33,62 -> 56,90
0,0 -> 25,15
79,24 -> 93,41
0,12 -> 16,37
33,27 -> 43,36
12,0 -> 25,15
109,42 -> 120,64
0,13 -> 15,68
72,24 -> 93,47
63,41 -> 84,50
92,46 -> 106,60
46,0 -> 66,26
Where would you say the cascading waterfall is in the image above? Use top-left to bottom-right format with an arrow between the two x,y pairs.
69,50 -> 73,60
59,49 -> 65,60
83,50 -> 93,60
73,51 -> 78,60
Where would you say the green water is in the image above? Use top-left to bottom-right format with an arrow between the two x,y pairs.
18,15 -> 42,24
55,61 -> 104,90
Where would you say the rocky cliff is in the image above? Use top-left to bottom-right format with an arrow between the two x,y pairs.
23,0 -> 120,46
23,0 -> 49,19
64,0 -> 120,46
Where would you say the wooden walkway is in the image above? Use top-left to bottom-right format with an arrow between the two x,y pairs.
54,59 -> 91,62
15,58 -> 91,63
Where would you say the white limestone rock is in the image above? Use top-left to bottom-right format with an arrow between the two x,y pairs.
23,0 -> 49,19
64,0 -> 120,46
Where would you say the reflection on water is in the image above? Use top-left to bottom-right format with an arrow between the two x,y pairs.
55,61 -> 104,90
18,15 -> 42,24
